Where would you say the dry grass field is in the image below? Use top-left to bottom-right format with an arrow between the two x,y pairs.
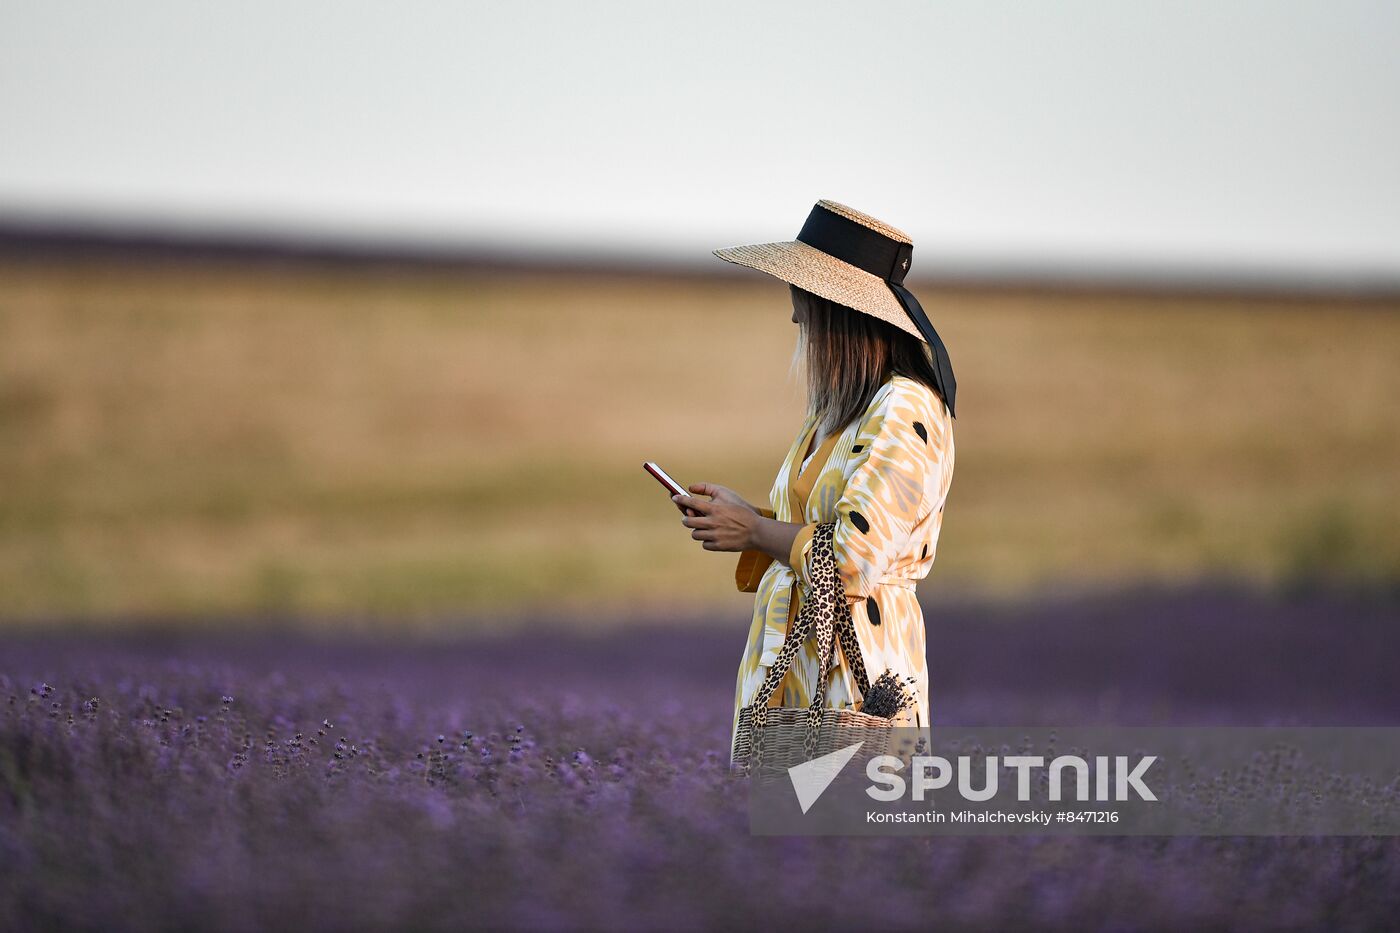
1,259 -> 1397,625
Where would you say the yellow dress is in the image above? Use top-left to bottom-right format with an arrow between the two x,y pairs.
730,374 -> 955,761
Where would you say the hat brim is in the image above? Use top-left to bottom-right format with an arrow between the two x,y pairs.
712,240 -> 924,342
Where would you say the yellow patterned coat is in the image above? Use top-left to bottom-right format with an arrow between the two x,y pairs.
730,374 -> 955,761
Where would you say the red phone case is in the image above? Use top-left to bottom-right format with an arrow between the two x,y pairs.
643,462 -> 698,515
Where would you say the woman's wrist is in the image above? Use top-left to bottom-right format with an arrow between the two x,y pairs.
749,515 -> 804,567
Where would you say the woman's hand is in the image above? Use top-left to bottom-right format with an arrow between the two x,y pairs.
674,489 -> 759,552
685,483 -> 757,514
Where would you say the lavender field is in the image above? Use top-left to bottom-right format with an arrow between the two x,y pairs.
4,585 -> 1400,931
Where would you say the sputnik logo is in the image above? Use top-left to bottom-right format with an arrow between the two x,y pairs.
787,742 -> 864,814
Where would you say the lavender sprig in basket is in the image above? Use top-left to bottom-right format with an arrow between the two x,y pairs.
859,668 -> 918,719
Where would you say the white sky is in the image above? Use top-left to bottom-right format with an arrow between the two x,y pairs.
2,1 -> 1398,284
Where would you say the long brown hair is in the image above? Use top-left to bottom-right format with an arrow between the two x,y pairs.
789,284 -> 947,438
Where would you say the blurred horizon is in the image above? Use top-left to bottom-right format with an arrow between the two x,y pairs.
4,217 -> 1400,296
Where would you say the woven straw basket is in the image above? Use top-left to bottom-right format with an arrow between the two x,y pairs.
732,706 -> 893,776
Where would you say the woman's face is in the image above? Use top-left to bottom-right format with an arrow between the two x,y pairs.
790,288 -> 807,326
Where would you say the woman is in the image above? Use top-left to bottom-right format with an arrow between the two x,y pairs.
670,200 -> 958,765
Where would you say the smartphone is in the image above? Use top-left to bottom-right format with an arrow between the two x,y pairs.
643,461 -> 699,515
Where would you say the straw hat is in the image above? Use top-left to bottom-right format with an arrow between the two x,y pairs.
712,199 -> 957,417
